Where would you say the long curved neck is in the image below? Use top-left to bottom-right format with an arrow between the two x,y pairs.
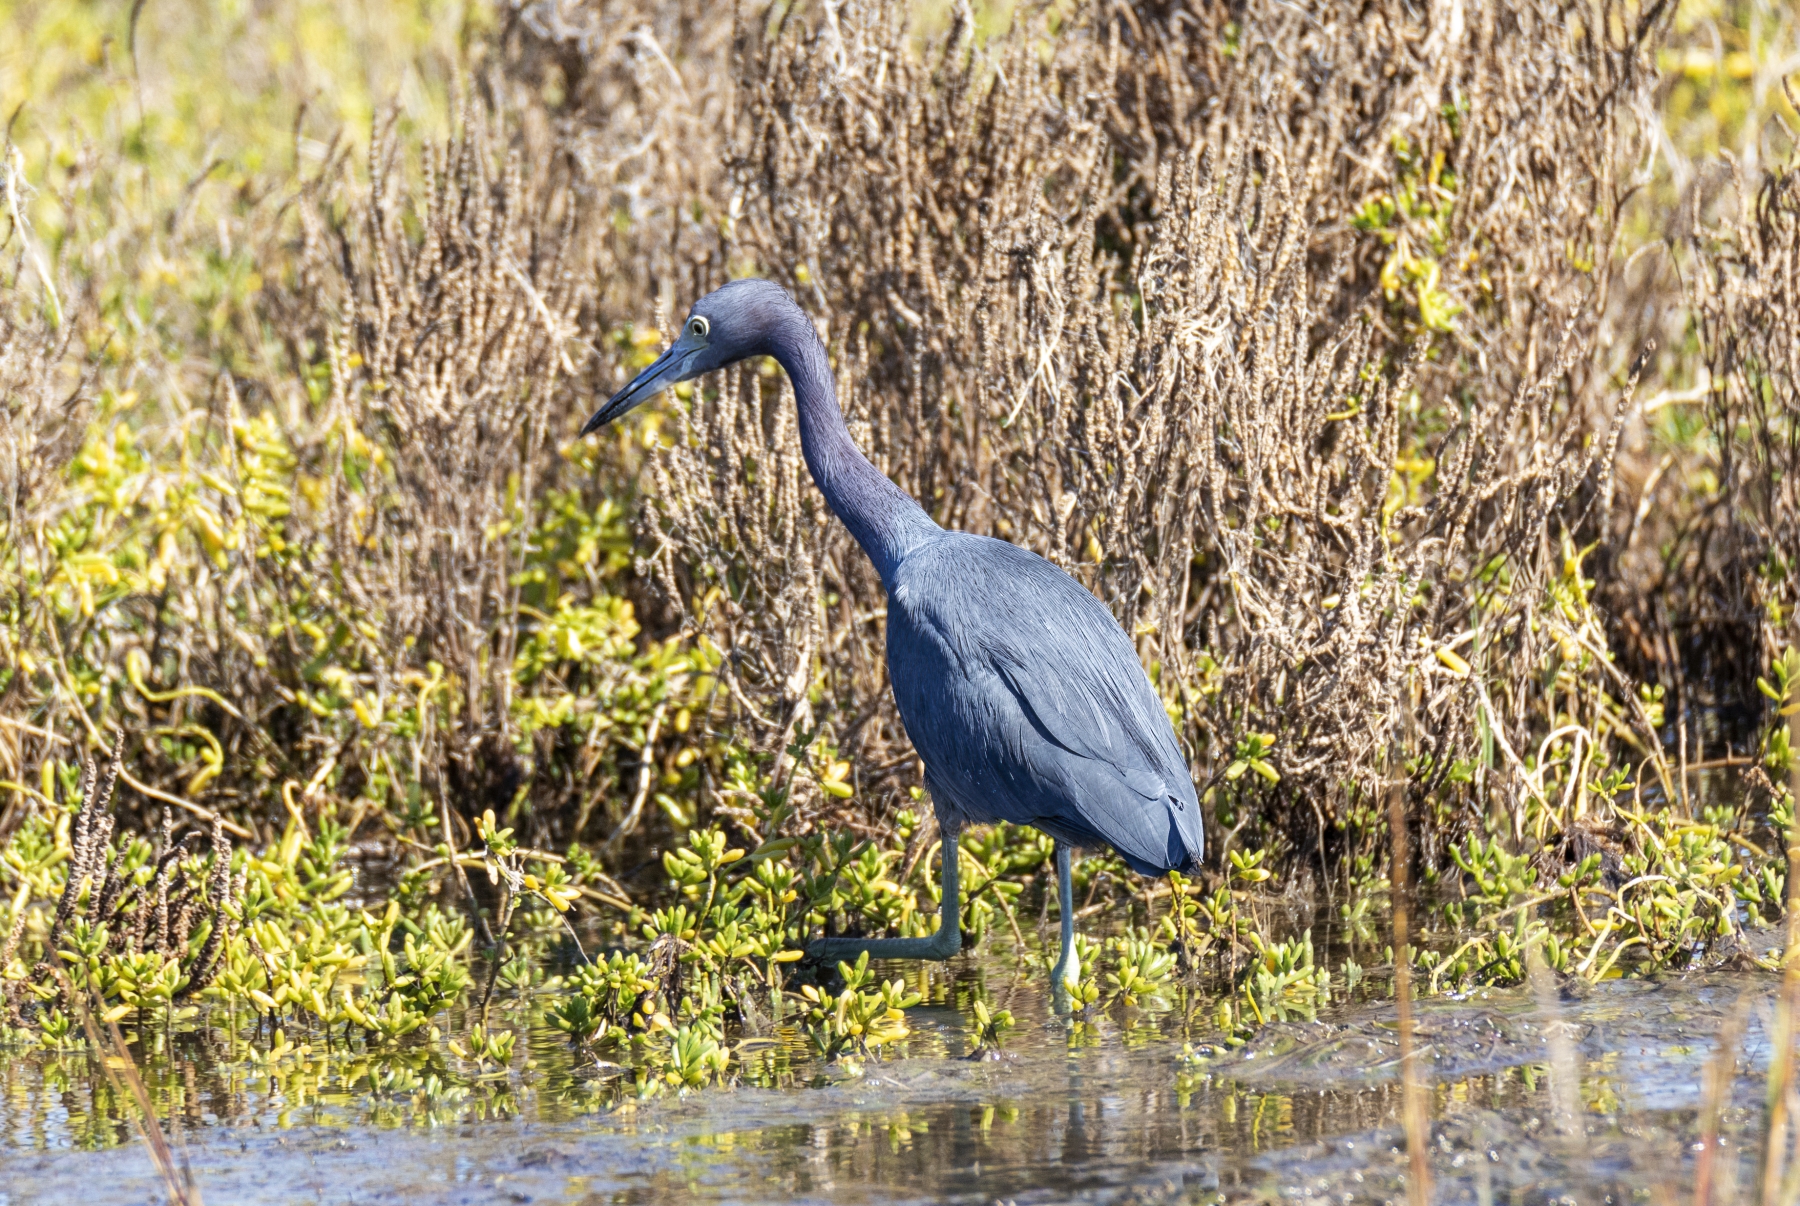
766,317 -> 939,584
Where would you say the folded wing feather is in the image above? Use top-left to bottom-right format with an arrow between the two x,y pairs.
887,534 -> 1202,875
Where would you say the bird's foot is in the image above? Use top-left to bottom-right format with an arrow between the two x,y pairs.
805,928 -> 962,968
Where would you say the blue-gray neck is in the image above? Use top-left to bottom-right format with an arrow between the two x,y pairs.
765,318 -> 939,585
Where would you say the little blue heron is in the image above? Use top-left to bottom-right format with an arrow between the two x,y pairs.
583,279 -> 1202,1007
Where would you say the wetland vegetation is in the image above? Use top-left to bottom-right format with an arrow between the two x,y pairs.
0,0 -> 1798,1200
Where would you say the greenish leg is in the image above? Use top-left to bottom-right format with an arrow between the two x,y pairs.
1051,841 -> 1081,1013
807,830 -> 962,965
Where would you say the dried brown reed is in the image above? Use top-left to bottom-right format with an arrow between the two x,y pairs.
1,18 -> 727,845
10,742 -> 241,1019
644,0 -> 1676,857
3,0 -> 1795,887
1681,136 -> 1799,728
284,96 -> 604,804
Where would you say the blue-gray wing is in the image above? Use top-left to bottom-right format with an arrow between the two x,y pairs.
885,534 -> 1203,875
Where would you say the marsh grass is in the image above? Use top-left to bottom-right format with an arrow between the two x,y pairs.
0,0 -> 1798,1169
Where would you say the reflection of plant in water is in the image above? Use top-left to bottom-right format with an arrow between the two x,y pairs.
1064,1015 -> 1106,1051
448,1022 -> 516,1071
1339,895 -> 1380,946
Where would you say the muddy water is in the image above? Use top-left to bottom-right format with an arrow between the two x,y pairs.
0,955 -> 1784,1205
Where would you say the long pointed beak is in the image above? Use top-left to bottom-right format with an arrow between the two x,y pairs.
581,343 -> 688,435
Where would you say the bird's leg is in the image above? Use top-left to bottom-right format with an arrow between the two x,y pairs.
1050,841 -> 1081,1014
806,830 -> 962,966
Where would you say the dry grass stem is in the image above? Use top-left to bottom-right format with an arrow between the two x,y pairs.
1390,736 -> 1432,1206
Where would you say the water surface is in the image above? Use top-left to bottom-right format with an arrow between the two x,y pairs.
0,954 -> 1784,1204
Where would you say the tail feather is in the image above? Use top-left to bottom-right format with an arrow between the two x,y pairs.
1034,793 -> 1204,877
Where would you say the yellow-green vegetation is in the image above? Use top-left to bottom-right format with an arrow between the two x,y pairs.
7,714 -> 1797,1097
0,0 -> 1798,1120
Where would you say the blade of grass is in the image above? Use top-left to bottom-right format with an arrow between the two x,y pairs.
54,968 -> 201,1206
1694,991 -> 1751,1206
1762,707 -> 1800,1206
1391,688 -> 1431,1206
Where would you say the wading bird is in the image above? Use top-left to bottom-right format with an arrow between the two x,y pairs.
583,279 -> 1202,1007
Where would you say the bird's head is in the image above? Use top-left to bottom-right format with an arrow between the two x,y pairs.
581,278 -> 802,435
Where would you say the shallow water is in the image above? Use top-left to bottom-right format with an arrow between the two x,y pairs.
0,944 -> 1789,1206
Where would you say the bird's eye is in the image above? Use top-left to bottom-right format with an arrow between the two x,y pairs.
688,316 -> 709,339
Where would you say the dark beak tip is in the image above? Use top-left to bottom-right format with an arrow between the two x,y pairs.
580,392 -> 628,436
585,343 -> 682,436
